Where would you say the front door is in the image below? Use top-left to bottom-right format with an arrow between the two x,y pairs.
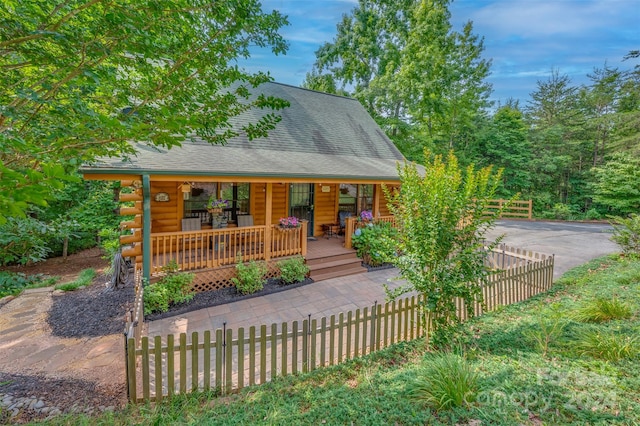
289,183 -> 314,237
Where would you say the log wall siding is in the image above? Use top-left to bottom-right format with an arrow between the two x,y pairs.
313,184 -> 338,236
150,182 -> 180,233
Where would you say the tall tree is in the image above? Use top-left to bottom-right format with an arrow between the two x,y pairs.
306,0 -> 492,157
526,69 -> 585,208
476,106 -> 531,197
0,0 -> 289,223
398,2 -> 492,152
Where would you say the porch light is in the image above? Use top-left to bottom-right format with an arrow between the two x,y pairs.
180,182 -> 191,200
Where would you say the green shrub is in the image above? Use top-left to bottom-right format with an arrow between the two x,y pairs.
276,256 -> 309,284
144,270 -> 195,315
406,352 -> 478,410
0,217 -> 51,266
573,297 -> 633,323
571,327 -> 639,361
609,213 -> 640,256
0,272 -> 56,297
55,269 -> 96,292
0,272 -> 32,298
583,208 -> 602,221
551,203 -> 573,220
352,222 -> 398,267
231,259 -> 267,295
524,315 -> 566,357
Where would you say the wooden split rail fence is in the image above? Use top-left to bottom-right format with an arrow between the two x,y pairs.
125,246 -> 553,403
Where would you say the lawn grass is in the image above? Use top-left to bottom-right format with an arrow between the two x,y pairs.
38,254 -> 640,425
54,268 -> 96,292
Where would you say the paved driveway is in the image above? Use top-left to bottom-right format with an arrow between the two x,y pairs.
486,220 -> 619,278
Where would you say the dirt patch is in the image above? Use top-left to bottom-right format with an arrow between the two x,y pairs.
2,247 -> 110,284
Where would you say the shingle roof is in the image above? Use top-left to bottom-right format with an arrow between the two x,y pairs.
82,82 -> 406,181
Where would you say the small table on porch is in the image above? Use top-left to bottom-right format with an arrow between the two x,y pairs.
322,223 -> 340,239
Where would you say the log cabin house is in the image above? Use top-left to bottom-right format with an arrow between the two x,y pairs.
81,82 -> 405,291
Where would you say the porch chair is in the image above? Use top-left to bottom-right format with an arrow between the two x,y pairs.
237,215 -> 254,227
181,218 -> 202,231
236,215 -> 257,256
338,211 -> 352,235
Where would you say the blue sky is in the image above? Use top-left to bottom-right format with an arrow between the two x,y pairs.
241,0 -> 639,106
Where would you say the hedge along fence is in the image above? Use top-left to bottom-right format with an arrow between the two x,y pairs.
124,248 -> 554,403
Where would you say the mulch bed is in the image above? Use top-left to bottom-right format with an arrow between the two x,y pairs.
146,277 -> 315,321
47,278 -> 135,338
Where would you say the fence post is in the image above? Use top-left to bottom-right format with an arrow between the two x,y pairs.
302,315 -> 310,373
370,300 -> 378,351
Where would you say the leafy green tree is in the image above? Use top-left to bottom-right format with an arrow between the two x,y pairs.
476,106 -> 532,197
307,0 -> 492,157
385,150 -> 503,347
591,153 -> 640,215
526,69 -> 586,210
398,2 -> 492,152
0,0 -> 289,223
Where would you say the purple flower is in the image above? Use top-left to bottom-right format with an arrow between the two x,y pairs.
360,210 -> 373,221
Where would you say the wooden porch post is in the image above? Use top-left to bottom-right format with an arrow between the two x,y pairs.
264,183 -> 273,261
142,175 -> 151,283
301,221 -> 308,257
373,184 -> 381,217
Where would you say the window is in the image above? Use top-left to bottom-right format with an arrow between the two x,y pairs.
220,183 -> 250,222
184,183 -> 216,223
338,184 -> 373,215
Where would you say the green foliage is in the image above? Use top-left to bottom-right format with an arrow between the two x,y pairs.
573,297 -> 633,323
309,0 -> 491,152
571,327 -> 639,361
1,0 -> 289,222
583,208 -> 602,221
549,203 -> 573,220
523,315 -> 567,357
352,222 -> 398,267
0,272 -> 56,298
610,213 -> 640,255
55,269 -> 96,292
144,270 -> 195,315
0,216 -> 51,265
592,154 -> 640,215
231,259 -> 267,295
476,106 -> 532,197
276,256 -> 309,284
406,352 -> 478,410
385,150 -> 503,347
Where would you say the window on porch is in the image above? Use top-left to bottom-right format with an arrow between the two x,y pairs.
338,184 -> 373,215
183,182 -> 250,225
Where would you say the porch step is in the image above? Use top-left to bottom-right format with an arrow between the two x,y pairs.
308,252 -> 366,282
306,252 -> 359,266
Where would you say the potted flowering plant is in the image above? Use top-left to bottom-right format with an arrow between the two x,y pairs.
279,216 -> 300,229
206,196 -> 229,213
359,210 -> 373,222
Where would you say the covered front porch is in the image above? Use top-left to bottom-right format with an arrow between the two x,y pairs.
148,226 -> 365,291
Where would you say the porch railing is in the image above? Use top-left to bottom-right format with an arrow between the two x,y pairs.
149,222 -> 307,274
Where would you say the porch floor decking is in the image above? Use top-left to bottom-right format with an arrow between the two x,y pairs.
306,235 -> 352,260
